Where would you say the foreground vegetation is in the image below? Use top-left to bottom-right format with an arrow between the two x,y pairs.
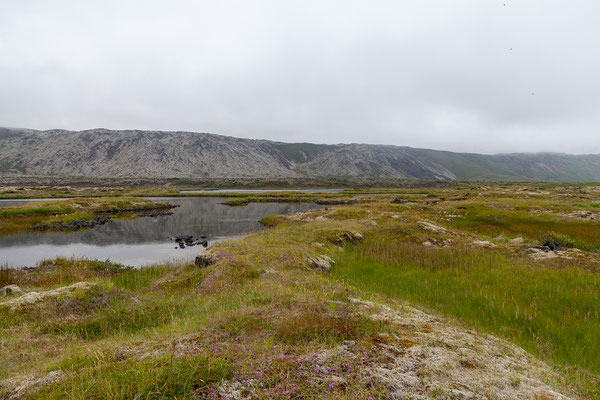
1,183 -> 599,398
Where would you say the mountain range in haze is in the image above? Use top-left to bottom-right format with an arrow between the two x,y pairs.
1,127 -> 600,182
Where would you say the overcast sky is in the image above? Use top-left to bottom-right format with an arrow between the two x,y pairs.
1,1 -> 599,154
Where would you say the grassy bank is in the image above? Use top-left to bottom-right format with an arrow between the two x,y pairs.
0,197 -> 173,235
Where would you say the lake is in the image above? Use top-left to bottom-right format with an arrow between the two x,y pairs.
0,197 -> 321,268
180,188 -> 344,194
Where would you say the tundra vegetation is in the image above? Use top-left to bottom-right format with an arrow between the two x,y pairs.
0,183 -> 599,399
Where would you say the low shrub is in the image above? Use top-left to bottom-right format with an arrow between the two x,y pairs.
541,231 -> 575,249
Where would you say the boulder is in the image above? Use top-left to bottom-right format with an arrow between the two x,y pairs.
0,285 -> 23,297
195,253 -> 215,268
509,237 -> 524,244
417,221 -> 448,234
334,232 -> 363,245
470,240 -> 497,249
305,255 -> 335,272
1,282 -> 95,311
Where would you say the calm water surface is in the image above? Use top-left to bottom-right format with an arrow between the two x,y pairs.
0,198 -> 321,268
180,188 -> 344,194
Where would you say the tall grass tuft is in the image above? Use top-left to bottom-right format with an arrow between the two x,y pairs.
0,263 -> 15,287
36,355 -> 233,400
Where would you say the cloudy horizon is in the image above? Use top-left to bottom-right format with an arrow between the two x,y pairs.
1,1 -> 599,155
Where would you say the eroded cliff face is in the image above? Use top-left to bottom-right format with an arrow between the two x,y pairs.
0,129 -> 300,178
2,127 -> 600,181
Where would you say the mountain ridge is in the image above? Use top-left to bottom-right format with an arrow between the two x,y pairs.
1,127 -> 600,182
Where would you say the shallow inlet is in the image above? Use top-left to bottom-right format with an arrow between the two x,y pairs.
0,197 -> 321,268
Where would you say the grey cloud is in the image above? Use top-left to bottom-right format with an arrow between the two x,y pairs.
0,0 -> 599,154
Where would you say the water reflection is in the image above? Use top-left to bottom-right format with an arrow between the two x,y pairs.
180,189 -> 344,194
0,198 -> 320,268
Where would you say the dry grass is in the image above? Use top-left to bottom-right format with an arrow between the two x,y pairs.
0,264 -> 16,287
275,302 -> 386,345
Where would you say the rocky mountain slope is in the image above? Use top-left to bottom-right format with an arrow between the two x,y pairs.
1,127 -> 599,181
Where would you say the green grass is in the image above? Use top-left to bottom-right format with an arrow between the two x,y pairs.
541,231 -> 576,248
574,202 -> 600,209
0,205 -> 75,218
110,266 -> 169,291
63,211 -> 94,222
40,300 -> 184,340
331,240 -> 600,378
451,209 -> 600,251
36,355 -> 233,400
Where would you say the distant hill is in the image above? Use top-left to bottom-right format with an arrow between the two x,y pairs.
1,127 -> 600,182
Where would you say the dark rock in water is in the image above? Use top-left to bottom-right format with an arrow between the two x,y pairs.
69,216 -> 112,230
33,216 -> 112,231
172,235 -> 209,249
94,216 -> 111,224
138,211 -> 174,217
195,254 -> 215,268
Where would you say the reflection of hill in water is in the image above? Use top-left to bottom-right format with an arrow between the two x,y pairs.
0,198 -> 320,247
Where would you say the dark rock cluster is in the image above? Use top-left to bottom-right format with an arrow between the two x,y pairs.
170,235 -> 208,249
33,216 -> 112,231
194,253 -> 215,268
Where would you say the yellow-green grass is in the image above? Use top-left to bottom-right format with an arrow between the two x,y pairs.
449,207 -> 600,251
0,205 -> 75,218
36,355 -> 234,400
331,238 -> 600,395
574,202 -> 600,209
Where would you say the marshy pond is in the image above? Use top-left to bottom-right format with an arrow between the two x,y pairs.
0,197 -> 321,268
